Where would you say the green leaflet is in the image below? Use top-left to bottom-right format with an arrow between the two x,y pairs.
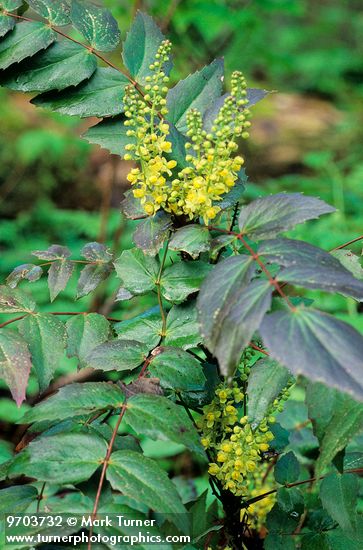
0,485 -> 38,514
247,358 -> 291,426
10,433 -> 107,483
114,248 -> 159,296
66,313 -> 110,367
125,394 -> 206,459
27,0 -> 70,26
305,382 -> 363,477
260,307 -> 363,402
122,11 -> 172,85
0,284 -> 35,313
0,21 -> 55,70
107,450 -> 189,533
167,59 -> 224,134
0,330 -> 32,406
164,301 -> 202,350
114,308 -> 162,351
70,0 -> 120,52
6,264 -> 43,288
20,382 -> 124,424
320,473 -> 361,538
238,193 -> 335,240
1,40 -> 97,93
47,259 -> 74,302
0,14 -> 15,38
133,211 -> 173,256
83,116 -> 132,156
85,339 -> 148,372
169,225 -> 211,259
274,451 -> 300,484
18,313 -> 66,392
148,347 -> 206,392
161,260 -> 212,303
34,68 -> 129,117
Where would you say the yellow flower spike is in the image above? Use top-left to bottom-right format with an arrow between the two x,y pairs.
144,203 -> 155,215
160,141 -> 172,153
217,452 -> 227,463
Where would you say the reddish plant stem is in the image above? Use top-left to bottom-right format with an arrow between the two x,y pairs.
331,234 -> 363,251
88,401 -> 128,550
0,311 -> 121,329
249,342 -> 269,356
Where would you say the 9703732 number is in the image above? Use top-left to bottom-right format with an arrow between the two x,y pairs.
6,515 -> 63,528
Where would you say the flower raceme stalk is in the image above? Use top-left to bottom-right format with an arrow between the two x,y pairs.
124,41 -> 251,223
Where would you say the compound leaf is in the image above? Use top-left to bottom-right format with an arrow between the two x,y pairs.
70,0 -> 120,52
238,193 -> 335,240
0,330 -> 32,406
260,307 -> 363,402
18,313 -> 66,391
0,21 -> 55,70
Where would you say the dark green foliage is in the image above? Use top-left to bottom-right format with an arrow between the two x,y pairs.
0,5 -> 362,549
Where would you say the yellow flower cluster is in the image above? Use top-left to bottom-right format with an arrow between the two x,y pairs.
123,41 -> 251,222
124,40 -> 174,216
198,382 -> 275,497
241,466 -> 276,531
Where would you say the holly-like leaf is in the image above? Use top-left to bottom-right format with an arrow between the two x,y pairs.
0,485 -> 38,514
161,260 -> 212,303
66,313 -> 110,367
27,0 -> 70,25
305,382 -> 363,477
0,331 -> 32,406
76,263 -> 112,299
247,358 -> 291,426
0,21 -> 55,70
320,473 -> 360,537
70,0 -> 120,52
125,394 -> 206,459
148,347 -> 206,392
114,248 -> 159,296
164,301 -> 202,350
0,14 -> 15,38
6,264 -> 42,288
167,59 -> 224,134
83,116 -> 131,155
20,382 -> 124,424
1,39 -> 97,93
260,307 -> 363,401
274,451 -> 300,484
238,193 -> 335,240
18,313 -> 66,391
48,259 -> 74,302
169,225 -> 211,259
114,308 -> 162,351
0,285 -> 35,313
106,450 -> 188,533
122,11 -> 172,85
85,339 -> 148,372
33,67 -> 128,117
260,238 -> 363,301
133,211 -> 172,256
12,433 -> 107,483
32,244 -> 70,260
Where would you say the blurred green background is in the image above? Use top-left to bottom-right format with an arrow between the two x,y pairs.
0,0 -> 362,413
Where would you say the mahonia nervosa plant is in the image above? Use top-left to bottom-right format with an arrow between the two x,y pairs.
0,2 -> 363,549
